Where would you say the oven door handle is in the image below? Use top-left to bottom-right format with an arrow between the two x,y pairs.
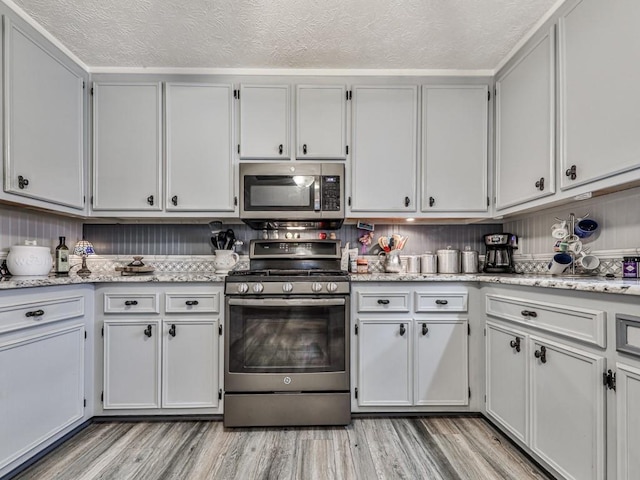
228,298 -> 346,307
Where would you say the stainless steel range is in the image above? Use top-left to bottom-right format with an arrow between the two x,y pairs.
224,239 -> 350,427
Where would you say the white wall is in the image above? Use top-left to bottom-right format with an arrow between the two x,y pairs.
0,204 -> 83,254
503,186 -> 640,255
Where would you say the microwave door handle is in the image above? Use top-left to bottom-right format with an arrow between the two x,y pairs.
314,176 -> 321,211
228,298 -> 346,307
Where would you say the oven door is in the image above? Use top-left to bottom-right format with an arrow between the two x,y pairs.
225,296 -> 349,392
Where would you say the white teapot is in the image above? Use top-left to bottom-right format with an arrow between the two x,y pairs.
213,250 -> 239,273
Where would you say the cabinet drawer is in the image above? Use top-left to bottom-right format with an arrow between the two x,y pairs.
414,292 -> 468,312
104,293 -> 159,314
165,292 -> 220,314
357,292 -> 410,312
486,294 -> 606,348
0,296 -> 84,334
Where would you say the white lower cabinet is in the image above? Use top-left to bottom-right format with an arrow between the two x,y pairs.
616,362 -> 640,480
358,319 -> 412,406
485,322 -> 528,443
529,336 -> 605,480
414,320 -> 468,405
162,319 -> 219,408
100,286 -> 223,413
485,289 -> 607,480
103,320 -> 161,409
353,284 -> 469,410
0,286 -> 89,477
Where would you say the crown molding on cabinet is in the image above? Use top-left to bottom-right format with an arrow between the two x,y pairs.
86,66 -> 496,77
1,0 -> 88,71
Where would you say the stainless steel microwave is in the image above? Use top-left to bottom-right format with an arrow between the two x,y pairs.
239,162 -> 344,230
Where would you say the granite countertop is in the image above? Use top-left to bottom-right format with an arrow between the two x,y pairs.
350,272 -> 640,295
0,271 -> 228,289
1,271 -> 640,296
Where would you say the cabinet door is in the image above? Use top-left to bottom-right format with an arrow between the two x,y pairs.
485,322 -> 528,443
495,28 -> 555,210
422,86 -> 488,212
166,83 -> 235,212
0,325 -> 84,470
103,320 -> 161,409
162,319 -> 219,408
414,319 -> 468,405
617,362 -> 640,480
351,86 -> 418,212
559,0 -> 640,189
296,85 -> 346,159
530,336 -> 605,480
357,319 -> 412,406
4,20 -> 84,210
93,83 -> 162,211
239,85 -> 290,159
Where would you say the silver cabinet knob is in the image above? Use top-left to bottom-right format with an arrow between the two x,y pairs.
311,282 -> 323,292
237,283 -> 249,294
252,283 -> 264,293
282,282 -> 294,293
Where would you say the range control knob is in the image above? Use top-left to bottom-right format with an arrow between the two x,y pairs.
237,283 -> 249,294
282,282 -> 294,293
327,282 -> 338,292
252,283 -> 264,293
311,282 -> 323,292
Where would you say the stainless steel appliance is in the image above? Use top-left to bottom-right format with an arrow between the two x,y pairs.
483,233 -> 517,273
239,162 -> 344,230
224,239 -> 350,427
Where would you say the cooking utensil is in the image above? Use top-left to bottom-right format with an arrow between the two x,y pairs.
224,229 -> 236,250
217,231 -> 227,250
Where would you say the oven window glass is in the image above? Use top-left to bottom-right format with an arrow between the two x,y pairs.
244,175 -> 315,211
228,303 -> 346,373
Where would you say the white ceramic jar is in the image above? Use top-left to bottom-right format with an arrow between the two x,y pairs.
7,242 -> 53,276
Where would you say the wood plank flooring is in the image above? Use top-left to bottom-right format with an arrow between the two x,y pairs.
12,417 -> 552,480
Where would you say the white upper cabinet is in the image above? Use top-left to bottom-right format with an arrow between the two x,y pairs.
165,83 -> 235,212
296,85 -> 346,159
239,85 -> 290,159
92,82 -> 162,211
559,0 -> 640,189
351,85 -> 418,213
422,85 -> 488,213
495,28 -> 555,210
3,19 -> 84,210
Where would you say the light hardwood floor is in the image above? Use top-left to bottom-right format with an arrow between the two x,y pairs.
13,416 -> 552,480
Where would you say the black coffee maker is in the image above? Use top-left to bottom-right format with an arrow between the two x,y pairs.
483,233 -> 517,273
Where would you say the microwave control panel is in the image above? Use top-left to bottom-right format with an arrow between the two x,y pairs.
321,176 -> 341,211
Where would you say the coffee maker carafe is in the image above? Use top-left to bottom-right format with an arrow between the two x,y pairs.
483,233 -> 517,273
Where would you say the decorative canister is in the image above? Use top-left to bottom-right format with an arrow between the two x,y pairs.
6,240 -> 53,276
436,247 -> 461,274
461,246 -> 479,273
420,252 -> 438,273
406,255 -> 419,273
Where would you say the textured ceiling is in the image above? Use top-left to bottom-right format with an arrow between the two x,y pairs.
12,0 -> 560,70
